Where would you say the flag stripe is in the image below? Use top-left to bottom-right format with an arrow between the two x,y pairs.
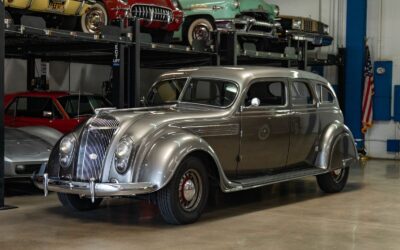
362,46 -> 374,134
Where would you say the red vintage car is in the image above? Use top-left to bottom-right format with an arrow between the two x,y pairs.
80,0 -> 183,42
4,91 -> 112,134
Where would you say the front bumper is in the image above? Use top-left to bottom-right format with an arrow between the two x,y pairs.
33,174 -> 157,200
215,18 -> 280,38
285,30 -> 333,46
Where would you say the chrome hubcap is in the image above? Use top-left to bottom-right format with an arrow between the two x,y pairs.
85,7 -> 106,33
178,169 -> 202,212
193,25 -> 211,41
331,168 -> 344,183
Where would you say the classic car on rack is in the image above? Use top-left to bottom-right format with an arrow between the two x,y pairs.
81,0 -> 183,42
34,67 -> 358,225
277,15 -> 333,49
3,0 -> 95,29
5,126 -> 62,179
174,0 -> 281,46
4,91 -> 112,134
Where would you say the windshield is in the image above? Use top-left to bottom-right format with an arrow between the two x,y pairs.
147,78 -> 187,106
57,95 -> 112,118
181,78 -> 238,107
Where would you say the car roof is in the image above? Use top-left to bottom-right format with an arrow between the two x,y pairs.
158,66 -> 330,88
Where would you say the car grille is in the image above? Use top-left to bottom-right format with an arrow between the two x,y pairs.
131,5 -> 172,23
302,18 -> 324,33
75,116 -> 119,182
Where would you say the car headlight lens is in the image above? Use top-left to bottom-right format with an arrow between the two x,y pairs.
292,19 -> 302,30
59,134 -> 76,169
114,137 -> 134,174
273,5 -> 280,17
323,25 -> 330,34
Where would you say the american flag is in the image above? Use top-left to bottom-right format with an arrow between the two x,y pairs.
361,46 -> 374,134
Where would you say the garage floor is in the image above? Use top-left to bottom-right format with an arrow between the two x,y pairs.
1,159 -> 400,250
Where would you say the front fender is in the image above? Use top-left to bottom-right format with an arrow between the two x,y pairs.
315,121 -> 359,170
133,131 -> 222,191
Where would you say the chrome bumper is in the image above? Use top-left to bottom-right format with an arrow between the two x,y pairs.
34,174 -> 157,202
215,18 -> 280,38
285,30 -> 333,46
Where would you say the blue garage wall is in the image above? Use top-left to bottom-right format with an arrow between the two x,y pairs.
373,61 -> 393,121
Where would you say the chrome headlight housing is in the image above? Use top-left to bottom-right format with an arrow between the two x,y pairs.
273,5 -> 280,17
171,0 -> 181,10
114,137 -> 135,174
59,134 -> 76,169
232,0 -> 240,9
292,19 -> 302,30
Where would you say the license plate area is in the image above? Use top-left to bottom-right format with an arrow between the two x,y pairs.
48,1 -> 65,12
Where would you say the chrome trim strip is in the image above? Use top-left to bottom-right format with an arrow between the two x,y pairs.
183,124 -> 240,137
75,0 -> 86,16
35,175 -> 157,197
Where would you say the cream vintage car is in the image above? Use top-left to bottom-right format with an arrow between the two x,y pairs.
3,0 -> 94,29
35,67 -> 359,225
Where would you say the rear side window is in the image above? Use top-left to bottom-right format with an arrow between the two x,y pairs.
6,97 -> 62,119
245,81 -> 286,107
316,84 -> 335,104
291,81 -> 314,106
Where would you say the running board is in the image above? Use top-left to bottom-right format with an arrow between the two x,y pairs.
224,168 -> 328,193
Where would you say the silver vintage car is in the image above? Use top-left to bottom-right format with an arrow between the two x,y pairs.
35,67 -> 358,224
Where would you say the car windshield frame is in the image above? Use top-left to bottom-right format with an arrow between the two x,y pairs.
177,77 -> 240,109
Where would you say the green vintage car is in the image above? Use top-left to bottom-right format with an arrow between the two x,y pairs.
173,0 -> 280,45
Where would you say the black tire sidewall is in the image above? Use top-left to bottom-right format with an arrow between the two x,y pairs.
317,167 -> 349,193
160,156 -> 209,224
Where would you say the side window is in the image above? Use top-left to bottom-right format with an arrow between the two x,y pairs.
316,84 -> 335,104
245,81 -> 286,107
11,97 -> 62,119
291,81 -> 314,106
5,99 -> 16,116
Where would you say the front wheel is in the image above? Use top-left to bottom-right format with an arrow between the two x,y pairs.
157,156 -> 209,225
316,167 -> 349,193
184,18 -> 214,46
80,2 -> 108,33
57,193 -> 103,211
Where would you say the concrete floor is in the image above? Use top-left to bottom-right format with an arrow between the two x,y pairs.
1,159 -> 400,250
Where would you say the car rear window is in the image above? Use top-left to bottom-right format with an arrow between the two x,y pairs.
57,95 -> 111,118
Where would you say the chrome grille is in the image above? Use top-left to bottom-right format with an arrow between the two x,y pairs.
131,5 -> 172,23
75,116 -> 119,182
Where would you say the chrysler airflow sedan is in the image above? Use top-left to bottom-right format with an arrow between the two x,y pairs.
35,67 -> 359,225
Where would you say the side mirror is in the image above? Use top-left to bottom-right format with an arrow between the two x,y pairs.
43,111 -> 53,118
250,97 -> 261,107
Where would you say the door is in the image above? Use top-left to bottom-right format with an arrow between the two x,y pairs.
287,80 -> 319,167
238,79 -> 291,176
10,96 -> 64,131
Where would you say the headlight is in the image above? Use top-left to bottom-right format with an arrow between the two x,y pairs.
233,0 -> 240,9
292,19 -> 302,30
59,134 -> 76,169
114,137 -> 134,174
323,25 -> 330,34
273,5 -> 280,17
171,0 -> 180,9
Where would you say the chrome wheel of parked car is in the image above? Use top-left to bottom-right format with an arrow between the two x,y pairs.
81,2 -> 108,33
317,167 -> 349,193
157,156 -> 209,225
186,18 -> 214,46
58,193 -> 103,211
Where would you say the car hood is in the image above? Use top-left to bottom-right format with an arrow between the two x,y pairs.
5,128 -> 53,163
101,105 -> 231,141
239,0 -> 276,14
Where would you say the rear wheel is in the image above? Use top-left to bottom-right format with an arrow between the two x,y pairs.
80,2 -> 108,33
157,156 -> 209,225
57,193 -> 102,211
317,167 -> 349,193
